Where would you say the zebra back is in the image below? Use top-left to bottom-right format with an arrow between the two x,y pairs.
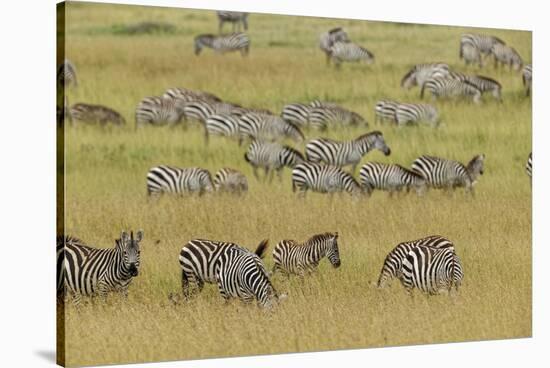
292,162 -> 362,196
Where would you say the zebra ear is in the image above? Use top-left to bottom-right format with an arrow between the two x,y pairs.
121,231 -> 130,243
136,230 -> 144,242
334,232 -> 339,239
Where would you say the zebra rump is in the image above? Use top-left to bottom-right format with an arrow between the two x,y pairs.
291,162 -> 362,196
146,165 -> 214,196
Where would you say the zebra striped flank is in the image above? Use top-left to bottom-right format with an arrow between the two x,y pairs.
329,41 -> 374,67
213,167 -> 248,194
374,99 -> 399,124
308,105 -> 367,130
421,77 -> 482,103
135,96 -> 187,129
194,33 -> 250,56
146,165 -> 214,196
359,162 -> 426,196
292,162 -> 362,197
395,103 -> 439,127
239,113 -> 305,142
205,114 -> 243,144
244,140 -> 305,182
401,63 -> 450,90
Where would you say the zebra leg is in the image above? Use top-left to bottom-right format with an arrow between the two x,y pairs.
181,270 -> 191,299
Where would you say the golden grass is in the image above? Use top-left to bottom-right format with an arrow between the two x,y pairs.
60,2 -> 531,366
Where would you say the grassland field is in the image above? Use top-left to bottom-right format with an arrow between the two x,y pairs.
59,2 -> 532,366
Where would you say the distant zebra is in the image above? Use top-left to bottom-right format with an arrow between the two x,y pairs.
374,99 -> 399,124
411,154 -> 485,193
205,114 -> 243,144
460,33 -> 505,67
447,72 -> 502,102
146,165 -> 214,196
213,168 -> 248,194
491,43 -> 523,70
329,41 -> 374,68
273,232 -> 341,276
526,152 -> 532,178
70,103 -> 126,126
57,231 -> 143,304
395,103 -> 439,127
135,96 -> 187,129
421,77 -> 482,103
194,33 -> 250,56
292,162 -> 362,197
459,41 -> 482,67
401,63 -> 450,90
183,100 -> 242,124
217,11 -> 249,33
57,59 -> 78,89
305,131 -> 391,173
244,140 -> 305,181
163,87 -> 222,104
319,27 -> 350,65
281,100 -> 338,127
239,113 -> 304,142
359,162 -> 427,196
308,106 -> 367,130
178,238 -> 268,298
522,64 -> 532,97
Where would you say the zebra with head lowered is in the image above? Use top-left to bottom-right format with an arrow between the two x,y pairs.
319,27 -> 350,65
205,114 -> 243,144
412,154 -> 485,194
329,41 -> 374,68
244,140 -> 305,182
308,105 -> 367,130
135,96 -> 187,129
57,231 -> 143,305
401,63 -> 450,90
359,162 -> 427,196
213,167 -> 248,194
194,33 -> 250,56
374,99 -> 399,125
305,131 -> 391,173
522,64 -> 532,97
272,232 -> 341,276
57,59 -> 78,89
239,113 -> 304,142
281,100 -> 338,127
421,77 -> 482,103
459,33 -> 505,67
491,43 -> 523,71
292,162 -> 362,197
146,165 -> 214,196
70,103 -> 126,126
447,72 -> 503,102
395,103 -> 440,127
216,11 -> 248,33
182,100 -> 243,126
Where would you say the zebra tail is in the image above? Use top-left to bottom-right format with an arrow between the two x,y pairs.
254,239 -> 269,259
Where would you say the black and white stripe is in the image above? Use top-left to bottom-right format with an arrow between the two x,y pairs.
146,165 -> 214,196
213,168 -> 248,194
292,162 -> 362,197
281,100 -> 338,127
308,106 -> 367,130
395,103 -> 440,127
522,64 -> 532,97
459,33 -> 505,66
57,231 -> 143,304
216,11 -> 248,33
401,63 -> 450,90
448,72 -> 503,102
135,96 -> 187,129
244,140 -> 305,181
70,103 -> 126,126
183,100 -> 242,125
526,152 -> 532,178
319,27 -> 350,64
205,114 -> 243,144
329,41 -> 374,67
421,77 -> 482,103
239,113 -> 304,142
359,162 -> 427,196
162,87 -> 222,104
491,43 -> 523,71
57,59 -> 78,89
305,131 -> 391,173
194,33 -> 250,56
374,99 -> 399,124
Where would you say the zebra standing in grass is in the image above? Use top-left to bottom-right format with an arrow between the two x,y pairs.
447,72 -> 503,102
239,113 -> 305,142
305,131 -> 391,173
374,99 -> 399,124
421,77 -> 482,103
57,231 -> 143,304
292,162 -> 362,197
146,165 -> 214,196
281,100 -> 338,127
194,33 -> 250,56
459,33 -> 505,66
135,96 -> 187,129
319,27 -> 350,65
213,168 -> 248,194
183,100 -> 243,125
163,87 -> 222,104
70,103 -> 126,126
522,64 -> 532,96
411,154 -> 485,193
244,140 -> 305,181
217,11 -> 248,33
359,162 -> 427,196
308,106 -> 367,130
205,114 -> 243,144
178,238 -> 268,298
272,232 -> 341,276
57,59 -> 78,89
395,103 -> 440,127
329,41 -> 374,68
526,152 -> 532,178
401,63 -> 450,90
491,43 -> 523,70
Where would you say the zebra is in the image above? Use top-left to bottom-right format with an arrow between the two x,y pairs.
183,100 -> 242,125
460,33 -> 505,66
420,77 -> 482,103
272,232 -> 340,276
213,167 -> 248,194
178,238 -> 268,298
69,103 -> 126,126
135,96 -> 187,129
244,140 -> 305,182
319,27 -> 350,65
239,113 -> 304,142
194,33 -> 250,56
401,63 -> 450,90
57,231 -> 143,304
305,131 -> 391,173
329,41 -> 374,68
374,99 -> 399,124
447,72 -> 503,102
57,59 -> 78,89
411,154 -> 485,193
526,152 -> 532,178
522,64 -> 532,97
308,106 -> 367,130
146,165 -> 214,196
162,87 -> 222,104
359,162 -> 427,196
491,43 -> 523,71
292,162 -> 362,197
217,11 -> 248,33
205,114 -> 243,144
459,41 -> 482,67
281,100 -> 339,127
395,103 -> 440,127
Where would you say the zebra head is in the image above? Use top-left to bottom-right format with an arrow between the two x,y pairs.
119,230 -> 143,277
326,232 -> 341,268
357,131 -> 391,156
194,34 -> 215,55
466,154 -> 485,183
401,68 -> 417,89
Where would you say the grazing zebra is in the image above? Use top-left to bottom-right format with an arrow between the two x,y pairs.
244,140 -> 305,181
281,100 -> 338,127
70,103 -> 126,126
57,59 -> 78,89
374,99 -> 399,124
183,100 -> 242,125
217,11 -> 248,33
135,96 -> 187,129
401,63 -> 450,90
329,41 -> 374,68
491,43 -> 523,70
292,162 -> 362,197
411,154 -> 485,193
213,167 -> 248,194
421,77 -> 482,103
272,232 -> 340,276
459,41 -> 482,67
57,231 -> 143,304
162,87 -> 222,104
448,72 -> 503,102
308,106 -> 367,130
460,33 -> 505,66
526,152 -> 532,178
205,114 -> 243,144
319,27 -> 350,64
395,103 -> 440,127
146,165 -> 214,196
239,113 -> 304,142
194,33 -> 250,56
522,64 -> 532,97
359,162 -> 427,196
178,238 -> 268,298
305,131 -> 391,173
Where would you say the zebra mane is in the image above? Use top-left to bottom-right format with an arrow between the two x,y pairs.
328,27 -> 344,34
356,131 -> 383,141
58,235 -> 85,246
302,232 -> 337,246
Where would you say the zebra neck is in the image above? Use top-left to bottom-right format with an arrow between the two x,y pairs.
354,137 -> 374,155
305,242 -> 325,263
109,246 -> 132,282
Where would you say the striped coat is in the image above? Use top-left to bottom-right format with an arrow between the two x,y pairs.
146,165 -> 214,196
292,162 -> 362,197
194,33 -> 250,56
